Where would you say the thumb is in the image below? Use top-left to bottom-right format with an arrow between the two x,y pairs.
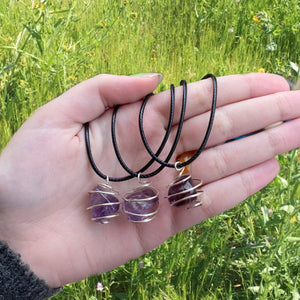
44,73 -> 163,125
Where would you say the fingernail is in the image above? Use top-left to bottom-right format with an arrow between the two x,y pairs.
131,72 -> 163,84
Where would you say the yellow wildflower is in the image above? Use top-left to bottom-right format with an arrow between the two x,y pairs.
32,1 -> 39,9
130,12 -> 138,21
19,80 -> 28,87
252,15 -> 261,23
4,36 -> 13,44
19,59 -> 28,67
68,75 -> 77,81
98,21 -> 107,28
62,44 -> 69,51
258,68 -> 265,73
32,1 -> 44,9
291,216 -> 297,222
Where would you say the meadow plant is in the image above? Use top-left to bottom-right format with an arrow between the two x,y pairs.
0,0 -> 299,299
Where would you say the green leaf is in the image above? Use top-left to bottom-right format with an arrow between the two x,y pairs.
23,24 -> 44,55
286,236 -> 300,242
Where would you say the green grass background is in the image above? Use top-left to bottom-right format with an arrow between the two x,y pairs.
0,0 -> 299,299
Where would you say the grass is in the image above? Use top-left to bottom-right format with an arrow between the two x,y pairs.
0,0 -> 299,299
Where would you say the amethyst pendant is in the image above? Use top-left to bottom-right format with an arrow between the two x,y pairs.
123,186 -> 159,222
167,174 -> 202,208
87,184 -> 121,224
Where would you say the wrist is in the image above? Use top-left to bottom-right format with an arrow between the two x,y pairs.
0,240 -> 63,298
0,168 -> 62,288
0,222 -> 61,289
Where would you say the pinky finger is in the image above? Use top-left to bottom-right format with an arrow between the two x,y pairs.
171,158 -> 280,234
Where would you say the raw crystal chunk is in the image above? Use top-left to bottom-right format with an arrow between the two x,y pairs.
168,175 -> 200,207
124,186 -> 159,222
88,185 -> 120,223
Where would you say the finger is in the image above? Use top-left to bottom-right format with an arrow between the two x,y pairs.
38,73 -> 163,126
171,158 -> 279,234
191,117 -> 300,184
177,89 -> 300,150
148,73 -> 290,128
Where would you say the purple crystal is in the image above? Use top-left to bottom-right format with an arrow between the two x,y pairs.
168,175 -> 199,207
90,185 -> 120,223
124,186 -> 159,222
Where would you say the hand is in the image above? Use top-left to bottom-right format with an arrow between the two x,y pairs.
0,73 -> 299,288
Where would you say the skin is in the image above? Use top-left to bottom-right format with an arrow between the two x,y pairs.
0,73 -> 300,288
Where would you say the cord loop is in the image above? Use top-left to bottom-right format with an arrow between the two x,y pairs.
84,74 -> 217,182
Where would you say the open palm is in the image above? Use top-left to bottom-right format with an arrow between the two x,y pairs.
0,73 -> 299,288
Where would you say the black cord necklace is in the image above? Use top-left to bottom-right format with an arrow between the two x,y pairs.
84,84 -> 175,182
139,73 -> 217,169
84,73 -> 217,182
111,80 -> 187,179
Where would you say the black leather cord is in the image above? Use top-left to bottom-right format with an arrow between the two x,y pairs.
84,74 -> 217,182
85,85 -> 176,182
138,74 -> 217,169
111,80 -> 186,179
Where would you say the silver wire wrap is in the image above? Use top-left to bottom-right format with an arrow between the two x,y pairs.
123,184 -> 160,223
87,182 -> 121,224
167,168 -> 203,209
